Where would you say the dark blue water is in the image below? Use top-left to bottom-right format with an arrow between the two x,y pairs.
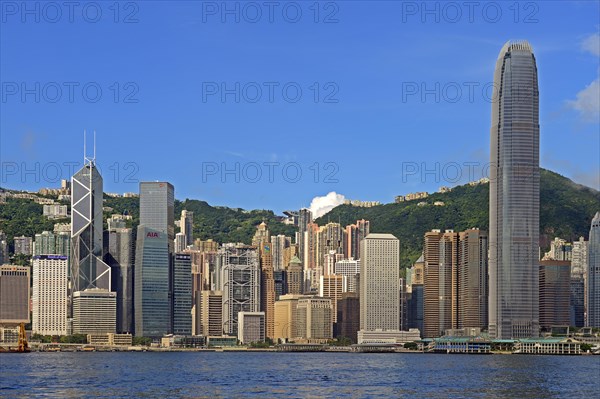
1,352 -> 599,398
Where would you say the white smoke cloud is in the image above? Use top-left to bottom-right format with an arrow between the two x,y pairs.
309,192 -> 346,218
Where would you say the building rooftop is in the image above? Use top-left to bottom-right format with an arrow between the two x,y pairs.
364,233 -> 397,240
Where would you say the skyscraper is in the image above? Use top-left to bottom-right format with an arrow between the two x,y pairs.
360,233 -> 400,332
295,297 -> 332,343
103,227 -> 134,334
489,41 -> 540,339
198,290 -> 223,336
172,253 -> 192,335
220,244 -> 260,336
32,255 -> 68,336
135,181 -> 174,337
71,155 -> 111,293
135,226 -> 170,337
587,212 -> 600,327
298,208 -> 312,265
0,265 -> 30,325
140,182 -> 175,251
180,210 -> 194,247
458,229 -> 488,330
259,243 -> 276,340
539,260 -> 570,331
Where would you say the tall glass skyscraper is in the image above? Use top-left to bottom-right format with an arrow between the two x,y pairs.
140,182 -> 175,251
71,156 -> 111,293
489,41 -> 540,339
135,226 -> 170,337
134,181 -> 175,337
588,212 -> 600,328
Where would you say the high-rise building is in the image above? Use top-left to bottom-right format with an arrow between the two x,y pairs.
0,265 -> 30,325
238,311 -> 265,344
135,226 -> 170,337
407,256 -> 424,334
298,208 -> 312,265
274,294 -> 306,342
319,274 -> 347,323
303,222 -> 319,272
34,231 -> 55,256
180,210 -> 194,247
72,289 -> 117,334
360,234 -> 400,332
221,244 -> 260,336
271,234 -> 291,271
32,255 -> 68,335
489,41 -> 540,339
139,182 -> 175,252
423,230 -> 455,338
295,297 -> 332,343
103,227 -> 134,333
175,232 -> 187,253
544,238 -> 572,261
423,229 -> 488,337
286,256 -> 303,295
588,212 -> 600,327
317,222 -> 345,270
199,290 -> 223,336
71,157 -> 111,294
273,270 -> 286,299
0,231 -> 8,265
539,260 -> 570,331
252,222 -> 270,247
172,253 -> 192,336
458,229 -> 488,329
13,236 -> 33,256
345,219 -> 370,260
335,259 -> 360,293
334,292 -> 360,343
259,243 -> 276,339
570,237 -> 587,328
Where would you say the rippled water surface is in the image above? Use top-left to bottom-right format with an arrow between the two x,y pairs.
1,352 -> 599,398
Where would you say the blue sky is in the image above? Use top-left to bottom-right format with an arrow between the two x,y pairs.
1,1 -> 598,214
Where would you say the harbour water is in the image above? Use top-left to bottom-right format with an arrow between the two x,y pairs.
1,352 -> 599,398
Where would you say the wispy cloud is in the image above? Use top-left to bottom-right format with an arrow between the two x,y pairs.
567,33 -> 600,123
581,32 -> 600,56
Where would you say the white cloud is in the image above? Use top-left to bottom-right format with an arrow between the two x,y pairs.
567,33 -> 600,123
309,192 -> 346,218
582,33 -> 600,56
568,78 -> 600,122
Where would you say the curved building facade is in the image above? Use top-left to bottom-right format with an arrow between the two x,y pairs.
489,41 -> 540,339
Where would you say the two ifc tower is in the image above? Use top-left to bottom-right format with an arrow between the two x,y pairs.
68,40 -> 541,340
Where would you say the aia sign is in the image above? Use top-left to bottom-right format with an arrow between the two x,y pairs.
146,232 -> 160,238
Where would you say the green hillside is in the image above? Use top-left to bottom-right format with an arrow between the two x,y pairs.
315,169 -> 599,268
1,169 -> 597,270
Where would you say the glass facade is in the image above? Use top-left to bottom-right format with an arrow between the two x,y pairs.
489,41 -> 540,339
172,253 -> 192,335
588,212 -> 600,327
135,226 -> 170,337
